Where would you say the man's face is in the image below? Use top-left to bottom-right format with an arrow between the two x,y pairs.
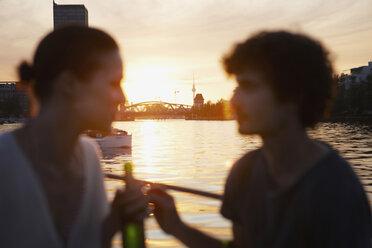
77,50 -> 125,132
230,69 -> 293,137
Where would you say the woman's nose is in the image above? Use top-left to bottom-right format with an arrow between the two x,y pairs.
114,88 -> 126,106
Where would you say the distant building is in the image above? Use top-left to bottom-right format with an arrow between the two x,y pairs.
0,82 -> 29,117
193,93 -> 204,108
53,1 -> 88,29
192,75 -> 196,102
341,61 -> 372,89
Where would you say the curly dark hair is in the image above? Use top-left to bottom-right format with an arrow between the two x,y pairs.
223,31 -> 335,128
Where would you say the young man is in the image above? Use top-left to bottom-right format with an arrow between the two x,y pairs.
148,31 -> 372,247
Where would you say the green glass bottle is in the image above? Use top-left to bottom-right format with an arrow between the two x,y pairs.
122,162 -> 146,248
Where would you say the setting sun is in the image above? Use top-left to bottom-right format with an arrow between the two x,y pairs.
123,64 -> 178,105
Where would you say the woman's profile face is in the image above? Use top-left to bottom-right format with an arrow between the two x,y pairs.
76,49 -> 125,132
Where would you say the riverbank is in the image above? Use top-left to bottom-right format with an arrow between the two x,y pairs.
327,115 -> 372,124
0,117 -> 25,124
185,116 -> 233,121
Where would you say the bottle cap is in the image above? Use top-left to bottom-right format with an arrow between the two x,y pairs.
125,162 -> 133,174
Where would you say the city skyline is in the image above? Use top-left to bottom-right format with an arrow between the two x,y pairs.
0,0 -> 372,105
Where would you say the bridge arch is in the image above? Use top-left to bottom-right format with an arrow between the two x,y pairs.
118,101 -> 192,119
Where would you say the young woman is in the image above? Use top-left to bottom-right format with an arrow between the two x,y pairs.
148,31 -> 372,248
0,26 -> 146,248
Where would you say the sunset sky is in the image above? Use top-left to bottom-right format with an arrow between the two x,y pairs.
0,0 -> 371,105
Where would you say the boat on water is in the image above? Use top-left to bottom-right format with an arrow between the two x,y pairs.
85,129 -> 132,148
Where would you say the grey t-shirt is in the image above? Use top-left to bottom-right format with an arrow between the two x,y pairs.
0,132 -> 109,248
221,147 -> 372,248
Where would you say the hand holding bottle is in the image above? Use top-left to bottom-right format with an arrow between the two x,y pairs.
112,182 -> 147,224
121,162 -> 147,248
101,174 -> 147,248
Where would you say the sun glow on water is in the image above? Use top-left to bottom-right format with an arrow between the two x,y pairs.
133,121 -> 167,180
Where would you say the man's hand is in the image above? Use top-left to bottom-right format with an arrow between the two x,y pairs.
148,185 -> 183,235
148,185 -> 223,248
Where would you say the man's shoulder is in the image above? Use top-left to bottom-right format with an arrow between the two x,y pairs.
301,150 -> 372,242
222,149 -> 261,220
225,148 -> 261,192
302,148 -> 369,208
310,149 -> 361,190
230,149 -> 261,176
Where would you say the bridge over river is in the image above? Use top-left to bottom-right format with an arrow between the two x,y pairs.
117,101 -> 193,120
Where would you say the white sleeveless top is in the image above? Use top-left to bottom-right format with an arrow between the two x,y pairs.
0,132 -> 109,248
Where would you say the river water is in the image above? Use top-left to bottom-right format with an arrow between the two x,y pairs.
1,120 -> 372,247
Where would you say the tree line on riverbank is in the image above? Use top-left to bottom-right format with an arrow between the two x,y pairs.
187,99 -> 232,120
331,74 -> 372,118
0,96 -> 24,118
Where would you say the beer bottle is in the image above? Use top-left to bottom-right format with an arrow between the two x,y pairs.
122,162 -> 146,248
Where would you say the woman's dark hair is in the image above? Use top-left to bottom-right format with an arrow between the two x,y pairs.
18,26 -> 119,103
223,31 -> 335,128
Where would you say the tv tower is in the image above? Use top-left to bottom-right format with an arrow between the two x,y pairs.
192,73 -> 196,103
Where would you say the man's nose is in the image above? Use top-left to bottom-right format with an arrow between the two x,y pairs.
230,88 -> 239,106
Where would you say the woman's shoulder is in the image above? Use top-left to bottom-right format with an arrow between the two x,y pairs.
78,134 -> 103,168
0,131 -> 18,156
79,134 -> 101,155
0,131 -> 13,145
0,131 -> 28,177
78,135 -> 106,183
